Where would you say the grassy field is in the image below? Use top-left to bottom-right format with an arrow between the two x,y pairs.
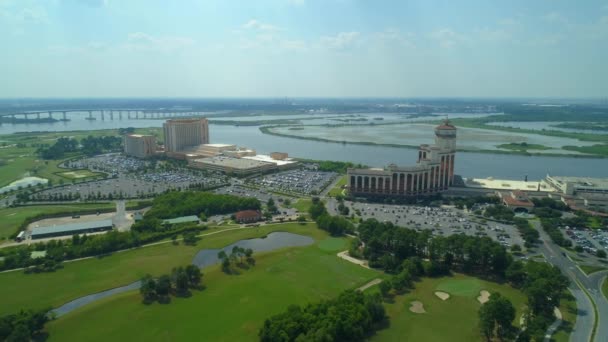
0,223 -> 353,316
372,274 -> 527,342
328,175 -> 347,197
497,142 -> 551,152
292,198 -> 312,214
56,169 -> 104,180
0,203 -> 120,241
579,265 -> 606,275
44,228 -> 378,341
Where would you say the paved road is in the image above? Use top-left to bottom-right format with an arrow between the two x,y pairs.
532,221 -> 608,342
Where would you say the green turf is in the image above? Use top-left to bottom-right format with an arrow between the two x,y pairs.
0,203 -> 118,240
292,198 -> 312,214
0,223 -> 333,316
328,175 -> 347,197
579,265 -> 606,275
317,237 -> 347,252
435,278 -> 482,297
373,274 -> 527,342
44,228 -> 378,341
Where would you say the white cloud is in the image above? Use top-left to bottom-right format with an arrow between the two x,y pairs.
542,12 -> 569,25
372,29 -> 416,48
125,32 -> 195,52
0,5 -> 48,23
429,28 -> 469,48
242,19 -> 282,32
287,0 -> 305,6
320,31 -> 360,50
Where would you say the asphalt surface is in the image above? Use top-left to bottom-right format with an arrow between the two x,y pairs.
533,220 -> 608,342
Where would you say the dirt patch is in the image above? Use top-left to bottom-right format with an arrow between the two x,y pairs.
477,290 -> 490,304
409,301 -> 426,314
434,291 -> 450,301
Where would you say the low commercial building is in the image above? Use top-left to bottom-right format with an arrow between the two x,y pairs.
235,210 -> 262,223
242,154 -> 298,170
162,215 -> 200,226
31,219 -> 113,240
543,175 -> 608,196
497,190 -> 535,212
124,134 -> 157,158
270,152 -> 289,160
189,156 -> 276,176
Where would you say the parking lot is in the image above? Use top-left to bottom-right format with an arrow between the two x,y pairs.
65,154 -> 150,174
248,170 -> 337,195
328,200 -> 524,248
31,169 -> 227,201
567,229 -> 608,254
214,184 -> 298,216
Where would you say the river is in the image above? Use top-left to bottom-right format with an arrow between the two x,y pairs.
0,114 -> 606,180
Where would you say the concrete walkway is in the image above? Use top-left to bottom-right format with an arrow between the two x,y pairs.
337,250 -> 370,269
544,307 -> 563,342
357,278 -> 382,292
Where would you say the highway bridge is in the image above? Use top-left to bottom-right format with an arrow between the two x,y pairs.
0,109 -> 207,121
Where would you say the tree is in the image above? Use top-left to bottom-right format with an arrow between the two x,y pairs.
156,275 -> 172,300
140,274 -> 157,303
172,267 -> 189,295
185,265 -> 203,288
597,250 -> 606,258
378,280 -> 392,298
478,293 -> 516,341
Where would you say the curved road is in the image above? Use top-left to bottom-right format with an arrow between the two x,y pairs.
533,221 -> 608,342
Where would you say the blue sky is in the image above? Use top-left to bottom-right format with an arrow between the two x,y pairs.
1,0 -> 607,98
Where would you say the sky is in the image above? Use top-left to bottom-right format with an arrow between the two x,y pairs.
1,0 -> 607,98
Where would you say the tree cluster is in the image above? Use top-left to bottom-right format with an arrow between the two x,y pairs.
483,205 -> 515,222
140,265 -> 203,304
478,293 -> 516,341
145,191 -> 261,220
36,135 -> 122,159
259,290 -> 385,342
0,224 -> 204,272
0,309 -> 50,341
357,219 -> 511,278
505,260 -> 569,340
513,218 -> 539,247
309,197 -> 354,236
218,246 -> 255,274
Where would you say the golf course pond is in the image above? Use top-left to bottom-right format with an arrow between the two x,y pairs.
50,232 -> 314,317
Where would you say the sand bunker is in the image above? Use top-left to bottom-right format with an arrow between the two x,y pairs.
409,301 -> 426,314
477,290 -> 490,304
434,291 -> 450,301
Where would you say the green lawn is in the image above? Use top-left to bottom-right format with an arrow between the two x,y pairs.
44,225 -> 378,341
579,265 -> 606,275
328,175 -> 347,197
0,223 -> 350,316
292,198 -> 312,214
372,274 -> 527,342
0,203 -> 119,241
317,237 -> 347,252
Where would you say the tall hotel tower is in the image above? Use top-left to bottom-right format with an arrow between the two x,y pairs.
163,118 -> 210,152
347,120 -> 457,197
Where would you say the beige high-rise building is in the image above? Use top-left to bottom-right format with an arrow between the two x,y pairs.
163,118 -> 209,152
124,134 -> 157,158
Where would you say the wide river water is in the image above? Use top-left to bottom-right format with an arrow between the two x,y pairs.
0,114 -> 606,180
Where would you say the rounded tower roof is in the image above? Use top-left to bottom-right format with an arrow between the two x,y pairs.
436,119 -> 456,130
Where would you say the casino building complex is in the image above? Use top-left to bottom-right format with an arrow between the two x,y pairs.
347,120 -> 457,197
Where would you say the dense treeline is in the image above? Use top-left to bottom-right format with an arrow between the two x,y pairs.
309,197 -> 354,236
140,265 -> 203,304
0,224 -> 204,272
259,290 -> 385,342
356,219 -> 511,278
483,204 -> 515,222
513,218 -> 539,247
145,191 -> 260,220
479,293 -> 517,341
36,135 -> 122,159
0,309 -> 50,341
505,260 -> 569,340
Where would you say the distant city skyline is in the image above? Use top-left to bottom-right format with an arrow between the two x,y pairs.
1,0 -> 607,98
